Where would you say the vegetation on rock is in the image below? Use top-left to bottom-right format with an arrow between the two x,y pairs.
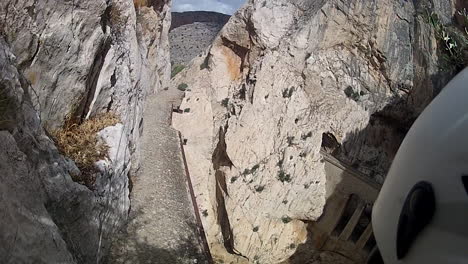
171,64 -> 185,78
301,132 -> 313,140
178,83 -> 189,91
52,113 -> 119,187
344,86 -> 363,102
278,170 -> 292,183
281,216 -> 292,224
200,57 -> 210,70
282,87 -> 295,98
255,185 -> 265,192
425,8 -> 468,72
221,98 -> 229,107
133,0 -> 148,9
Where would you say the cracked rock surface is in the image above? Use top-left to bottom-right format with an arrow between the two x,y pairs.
170,11 -> 230,66
172,0 -> 456,263
0,0 -> 171,263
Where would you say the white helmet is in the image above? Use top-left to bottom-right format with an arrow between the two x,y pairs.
371,68 -> 468,263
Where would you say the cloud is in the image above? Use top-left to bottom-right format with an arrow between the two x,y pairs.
173,0 -> 245,15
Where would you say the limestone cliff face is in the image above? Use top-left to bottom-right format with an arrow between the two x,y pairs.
170,11 -> 230,66
173,0 -> 456,263
171,11 -> 230,30
170,20 -> 228,66
0,0 -> 171,263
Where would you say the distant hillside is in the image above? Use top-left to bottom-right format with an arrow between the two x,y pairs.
170,11 -> 230,31
170,11 -> 230,67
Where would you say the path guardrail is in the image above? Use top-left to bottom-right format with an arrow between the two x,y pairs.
172,103 -> 214,264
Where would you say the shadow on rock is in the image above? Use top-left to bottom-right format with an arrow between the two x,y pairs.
284,79 -> 452,263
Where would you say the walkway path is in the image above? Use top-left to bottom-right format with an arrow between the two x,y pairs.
108,86 -> 209,264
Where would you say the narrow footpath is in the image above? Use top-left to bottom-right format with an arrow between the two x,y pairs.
108,86 -> 209,264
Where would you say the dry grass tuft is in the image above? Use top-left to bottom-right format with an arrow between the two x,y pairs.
110,5 -> 126,27
52,113 -> 119,187
133,0 -> 148,9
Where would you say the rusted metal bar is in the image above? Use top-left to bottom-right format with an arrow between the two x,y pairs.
178,131 -> 214,263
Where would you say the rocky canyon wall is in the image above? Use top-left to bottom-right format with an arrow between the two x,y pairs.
0,0 -> 171,263
171,11 -> 231,30
170,11 -> 231,66
172,0 -> 457,263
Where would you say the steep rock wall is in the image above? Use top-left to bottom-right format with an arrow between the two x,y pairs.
0,0 -> 171,263
170,11 -> 231,66
172,0 -> 456,263
170,21 -> 227,66
171,11 -> 230,30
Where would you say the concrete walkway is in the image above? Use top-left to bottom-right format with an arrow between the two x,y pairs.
108,86 -> 208,264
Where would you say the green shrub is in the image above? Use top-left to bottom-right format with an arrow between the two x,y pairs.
251,164 -> 260,172
254,185 -> 265,192
243,164 -> 260,176
177,83 -> 188,91
282,87 -> 295,98
253,226 -> 259,232
344,86 -> 361,101
200,55 -> 210,70
425,9 -> 468,72
281,216 -> 292,224
301,132 -> 313,140
278,170 -> 292,183
171,65 -> 185,78
221,98 -> 229,107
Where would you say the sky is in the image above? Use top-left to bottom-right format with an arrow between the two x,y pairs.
173,0 -> 245,15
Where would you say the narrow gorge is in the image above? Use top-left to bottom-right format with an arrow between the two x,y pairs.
0,0 -> 466,263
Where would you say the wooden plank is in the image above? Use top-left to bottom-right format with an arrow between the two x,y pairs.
327,195 -> 350,233
356,223 -> 373,250
338,202 -> 365,241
